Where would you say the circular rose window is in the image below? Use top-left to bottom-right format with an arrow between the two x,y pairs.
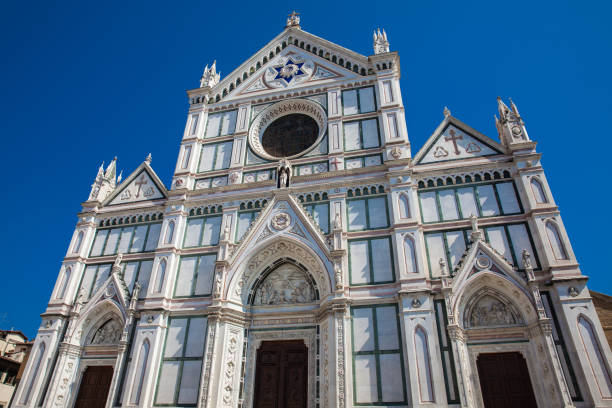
248,99 -> 327,160
261,114 -> 319,158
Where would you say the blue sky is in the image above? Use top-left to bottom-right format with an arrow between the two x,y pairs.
1,0 -> 610,338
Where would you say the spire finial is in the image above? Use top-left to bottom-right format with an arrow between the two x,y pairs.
200,61 -> 220,88
286,10 -> 301,28
145,153 -> 152,164
443,106 -> 451,117
373,27 -> 390,54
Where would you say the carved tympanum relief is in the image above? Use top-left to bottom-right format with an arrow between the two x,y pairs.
466,295 -> 523,328
90,318 -> 121,345
253,263 -> 315,305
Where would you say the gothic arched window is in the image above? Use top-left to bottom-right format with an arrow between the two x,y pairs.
530,177 -> 548,204
414,326 -> 435,402
154,259 -> 166,293
399,193 -> 411,219
56,267 -> 71,299
546,221 -> 568,260
165,221 -> 175,244
578,316 -> 612,398
129,340 -> 150,404
403,236 -> 418,273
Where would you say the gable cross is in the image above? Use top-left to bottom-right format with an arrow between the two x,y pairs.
445,129 -> 463,155
134,175 -> 148,198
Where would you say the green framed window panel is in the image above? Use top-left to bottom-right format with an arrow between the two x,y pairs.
122,259 -> 154,299
235,210 -> 260,243
78,263 -> 112,301
347,195 -> 389,231
342,86 -> 376,115
154,316 -> 208,406
197,141 -> 233,173
195,175 -> 228,189
343,118 -> 380,151
541,292 -> 582,401
345,154 -> 382,170
350,304 -> 407,405
418,181 -> 523,224
204,110 -> 237,139
433,300 -> 460,404
294,161 -> 328,176
173,254 -> 217,298
182,215 -> 222,248
424,222 -> 539,277
89,222 -> 162,257
303,201 -> 330,234
242,168 -> 275,183
348,237 -> 395,285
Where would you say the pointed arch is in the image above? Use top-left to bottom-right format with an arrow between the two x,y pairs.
545,221 -> 568,260
398,193 -> 411,219
227,237 -> 333,304
577,315 -> 612,398
56,266 -> 71,299
403,235 -> 418,273
530,177 -> 548,204
73,230 -> 84,253
20,342 -> 45,404
414,326 -> 435,402
165,220 -> 175,244
129,339 -> 150,404
154,259 -> 166,293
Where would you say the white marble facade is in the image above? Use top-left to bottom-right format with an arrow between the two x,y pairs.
12,13 -> 612,408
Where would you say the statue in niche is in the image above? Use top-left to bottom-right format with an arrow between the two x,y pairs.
90,319 -> 121,345
468,295 -> 520,328
277,159 -> 292,188
254,263 -> 315,305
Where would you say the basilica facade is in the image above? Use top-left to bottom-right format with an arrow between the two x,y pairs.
11,13 -> 612,408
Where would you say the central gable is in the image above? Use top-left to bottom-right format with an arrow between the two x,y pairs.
224,47 -> 362,102
414,116 -> 506,165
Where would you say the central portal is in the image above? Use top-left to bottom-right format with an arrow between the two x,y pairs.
253,340 -> 308,408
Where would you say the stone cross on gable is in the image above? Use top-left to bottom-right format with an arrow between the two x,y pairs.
135,174 -> 148,198
286,10 -> 300,27
445,129 -> 463,155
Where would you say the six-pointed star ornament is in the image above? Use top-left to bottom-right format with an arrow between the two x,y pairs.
273,58 -> 306,83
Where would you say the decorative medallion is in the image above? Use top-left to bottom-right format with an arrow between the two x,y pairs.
264,55 -> 314,88
271,212 -> 291,230
568,286 -> 579,297
475,255 -> 492,270
104,284 -> 116,298
511,125 -> 522,137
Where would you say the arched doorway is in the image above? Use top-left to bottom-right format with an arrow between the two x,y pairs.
73,316 -> 122,407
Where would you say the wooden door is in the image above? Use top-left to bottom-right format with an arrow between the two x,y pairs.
74,365 -> 114,408
477,352 -> 538,408
253,340 -> 308,408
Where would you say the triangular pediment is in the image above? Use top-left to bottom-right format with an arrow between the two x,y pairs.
451,238 -> 526,294
204,27 -> 372,104
81,269 -> 130,316
223,47 -> 362,102
104,162 -> 167,206
414,116 -> 506,165
229,193 -> 331,265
